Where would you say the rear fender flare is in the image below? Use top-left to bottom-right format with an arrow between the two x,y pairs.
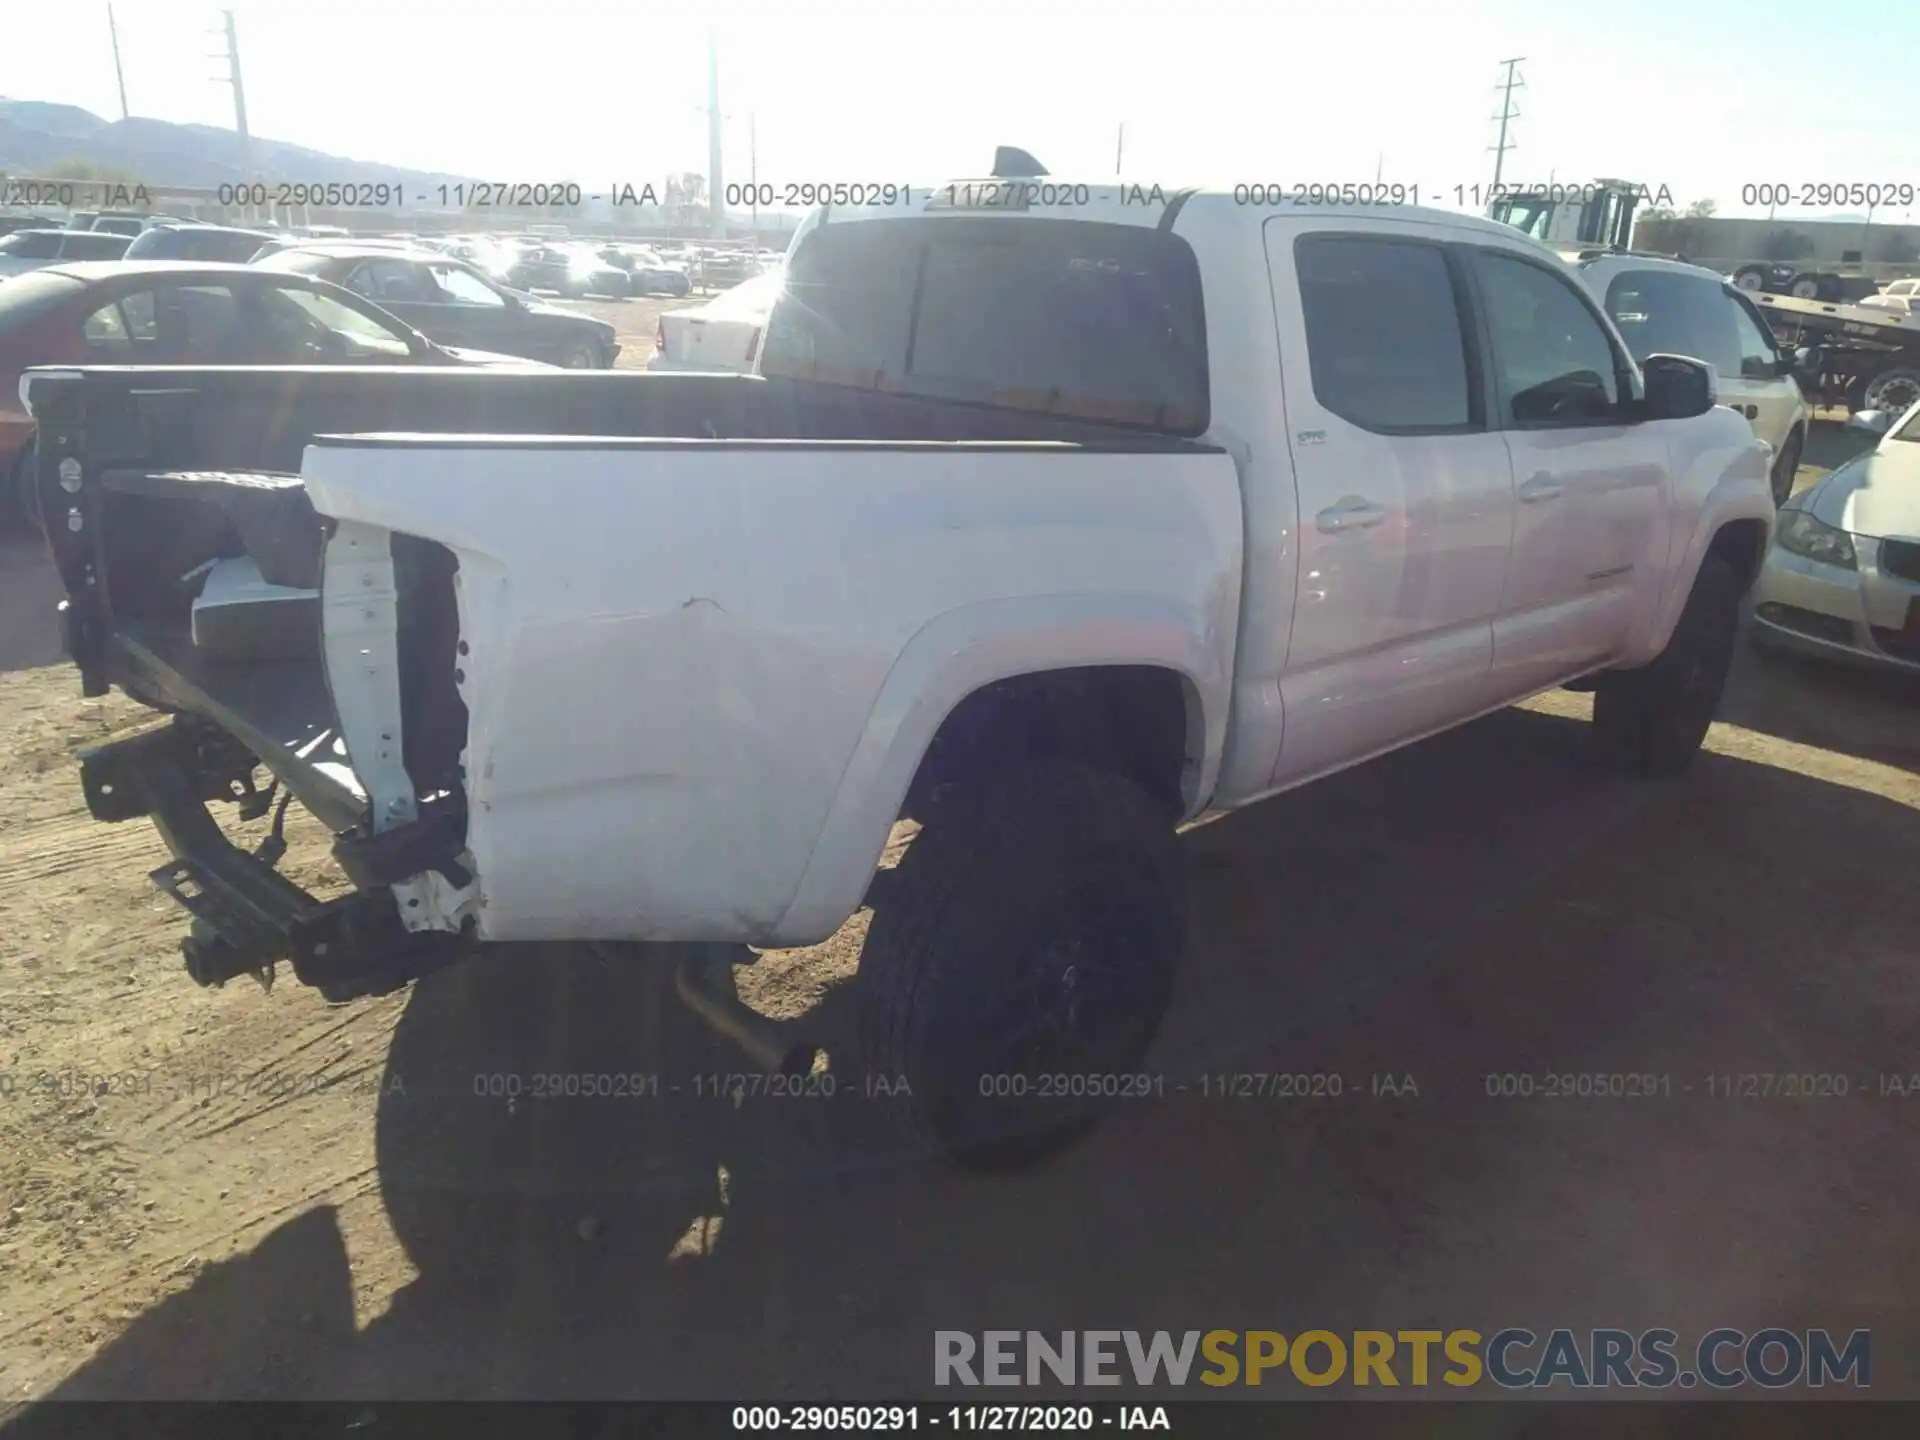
771,592 -> 1230,943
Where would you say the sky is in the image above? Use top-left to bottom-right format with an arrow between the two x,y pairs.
6,0 -> 1918,222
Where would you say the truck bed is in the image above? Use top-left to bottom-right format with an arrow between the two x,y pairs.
28,365 -> 1220,838
108,618 -> 365,831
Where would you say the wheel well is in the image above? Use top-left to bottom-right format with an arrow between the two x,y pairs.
904,666 -> 1198,823
1707,517 -> 1769,595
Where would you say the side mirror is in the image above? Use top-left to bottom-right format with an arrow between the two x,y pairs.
1847,409 -> 1894,436
1640,354 -> 1716,420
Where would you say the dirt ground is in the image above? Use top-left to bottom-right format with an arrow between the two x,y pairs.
1,426 -> 1918,1407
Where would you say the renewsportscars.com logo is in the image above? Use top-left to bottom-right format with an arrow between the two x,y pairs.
934,1328 -> 1871,1390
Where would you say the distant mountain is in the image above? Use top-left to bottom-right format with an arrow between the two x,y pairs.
0,97 -> 470,195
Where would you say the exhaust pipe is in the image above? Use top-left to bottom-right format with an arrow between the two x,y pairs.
672,944 -> 820,1079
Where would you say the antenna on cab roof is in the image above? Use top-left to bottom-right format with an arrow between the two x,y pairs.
991,147 -> 1048,178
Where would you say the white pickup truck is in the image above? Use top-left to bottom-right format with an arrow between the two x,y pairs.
24,180 -> 1774,1170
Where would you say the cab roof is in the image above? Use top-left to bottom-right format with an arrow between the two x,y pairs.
808,180 -> 1557,252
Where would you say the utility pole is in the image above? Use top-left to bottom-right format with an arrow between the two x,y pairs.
1489,56 -> 1524,190
106,4 -> 130,120
1115,123 -> 1124,177
707,23 -> 725,239
212,5 -> 252,222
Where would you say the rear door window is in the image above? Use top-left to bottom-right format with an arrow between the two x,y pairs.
102,284 -> 244,362
759,217 -> 1209,432
341,258 -> 438,304
1292,234 -> 1476,432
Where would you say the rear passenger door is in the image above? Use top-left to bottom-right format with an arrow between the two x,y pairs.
1265,223 -> 1518,787
1475,248 -> 1672,690
421,262 -> 530,355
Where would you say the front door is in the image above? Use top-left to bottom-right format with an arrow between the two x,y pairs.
1475,247 -> 1672,691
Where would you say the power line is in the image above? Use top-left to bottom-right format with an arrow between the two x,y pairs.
1488,56 -> 1524,190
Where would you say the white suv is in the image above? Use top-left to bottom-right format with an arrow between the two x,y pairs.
1576,252 -> 1809,505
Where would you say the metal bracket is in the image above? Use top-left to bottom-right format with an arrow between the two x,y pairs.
321,521 -> 416,834
391,849 -> 481,934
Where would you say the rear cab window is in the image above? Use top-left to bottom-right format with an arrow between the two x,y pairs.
759,216 -> 1209,433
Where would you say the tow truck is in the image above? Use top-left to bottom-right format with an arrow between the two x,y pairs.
1486,180 -> 1920,413
1484,180 -> 1919,304
1485,178 -> 1647,253
1748,292 -> 1920,415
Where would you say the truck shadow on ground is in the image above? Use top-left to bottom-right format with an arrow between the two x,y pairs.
13,703 -> 1920,1412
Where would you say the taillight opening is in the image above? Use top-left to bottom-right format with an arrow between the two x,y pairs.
743,327 -> 761,366
654,319 -> 665,353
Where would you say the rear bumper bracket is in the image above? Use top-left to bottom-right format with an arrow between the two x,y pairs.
82,720 -> 471,1001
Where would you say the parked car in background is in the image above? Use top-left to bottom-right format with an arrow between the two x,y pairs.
650,266 -> 783,371
0,261 -> 543,528
1581,251 -> 1811,505
1751,401 -> 1920,673
123,223 -> 281,264
0,215 -> 63,239
697,248 -> 763,290
70,210 -> 163,237
603,245 -> 692,297
0,229 -> 131,279
256,243 -> 619,368
1860,279 -> 1920,316
488,241 -> 628,298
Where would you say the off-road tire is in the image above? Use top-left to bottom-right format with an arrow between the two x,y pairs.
1593,558 -> 1740,778
855,761 -> 1186,1172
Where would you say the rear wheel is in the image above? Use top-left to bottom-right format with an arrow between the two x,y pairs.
1788,273 -> 1826,300
1732,265 -> 1768,293
557,341 -> 599,369
855,761 -> 1186,1171
1592,558 -> 1740,778
1861,367 -> 1920,417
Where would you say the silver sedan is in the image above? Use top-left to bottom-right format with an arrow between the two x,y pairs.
1750,403 -> 1920,672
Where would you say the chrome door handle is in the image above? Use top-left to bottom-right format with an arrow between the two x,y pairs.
1518,473 -> 1565,503
1315,497 -> 1388,533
